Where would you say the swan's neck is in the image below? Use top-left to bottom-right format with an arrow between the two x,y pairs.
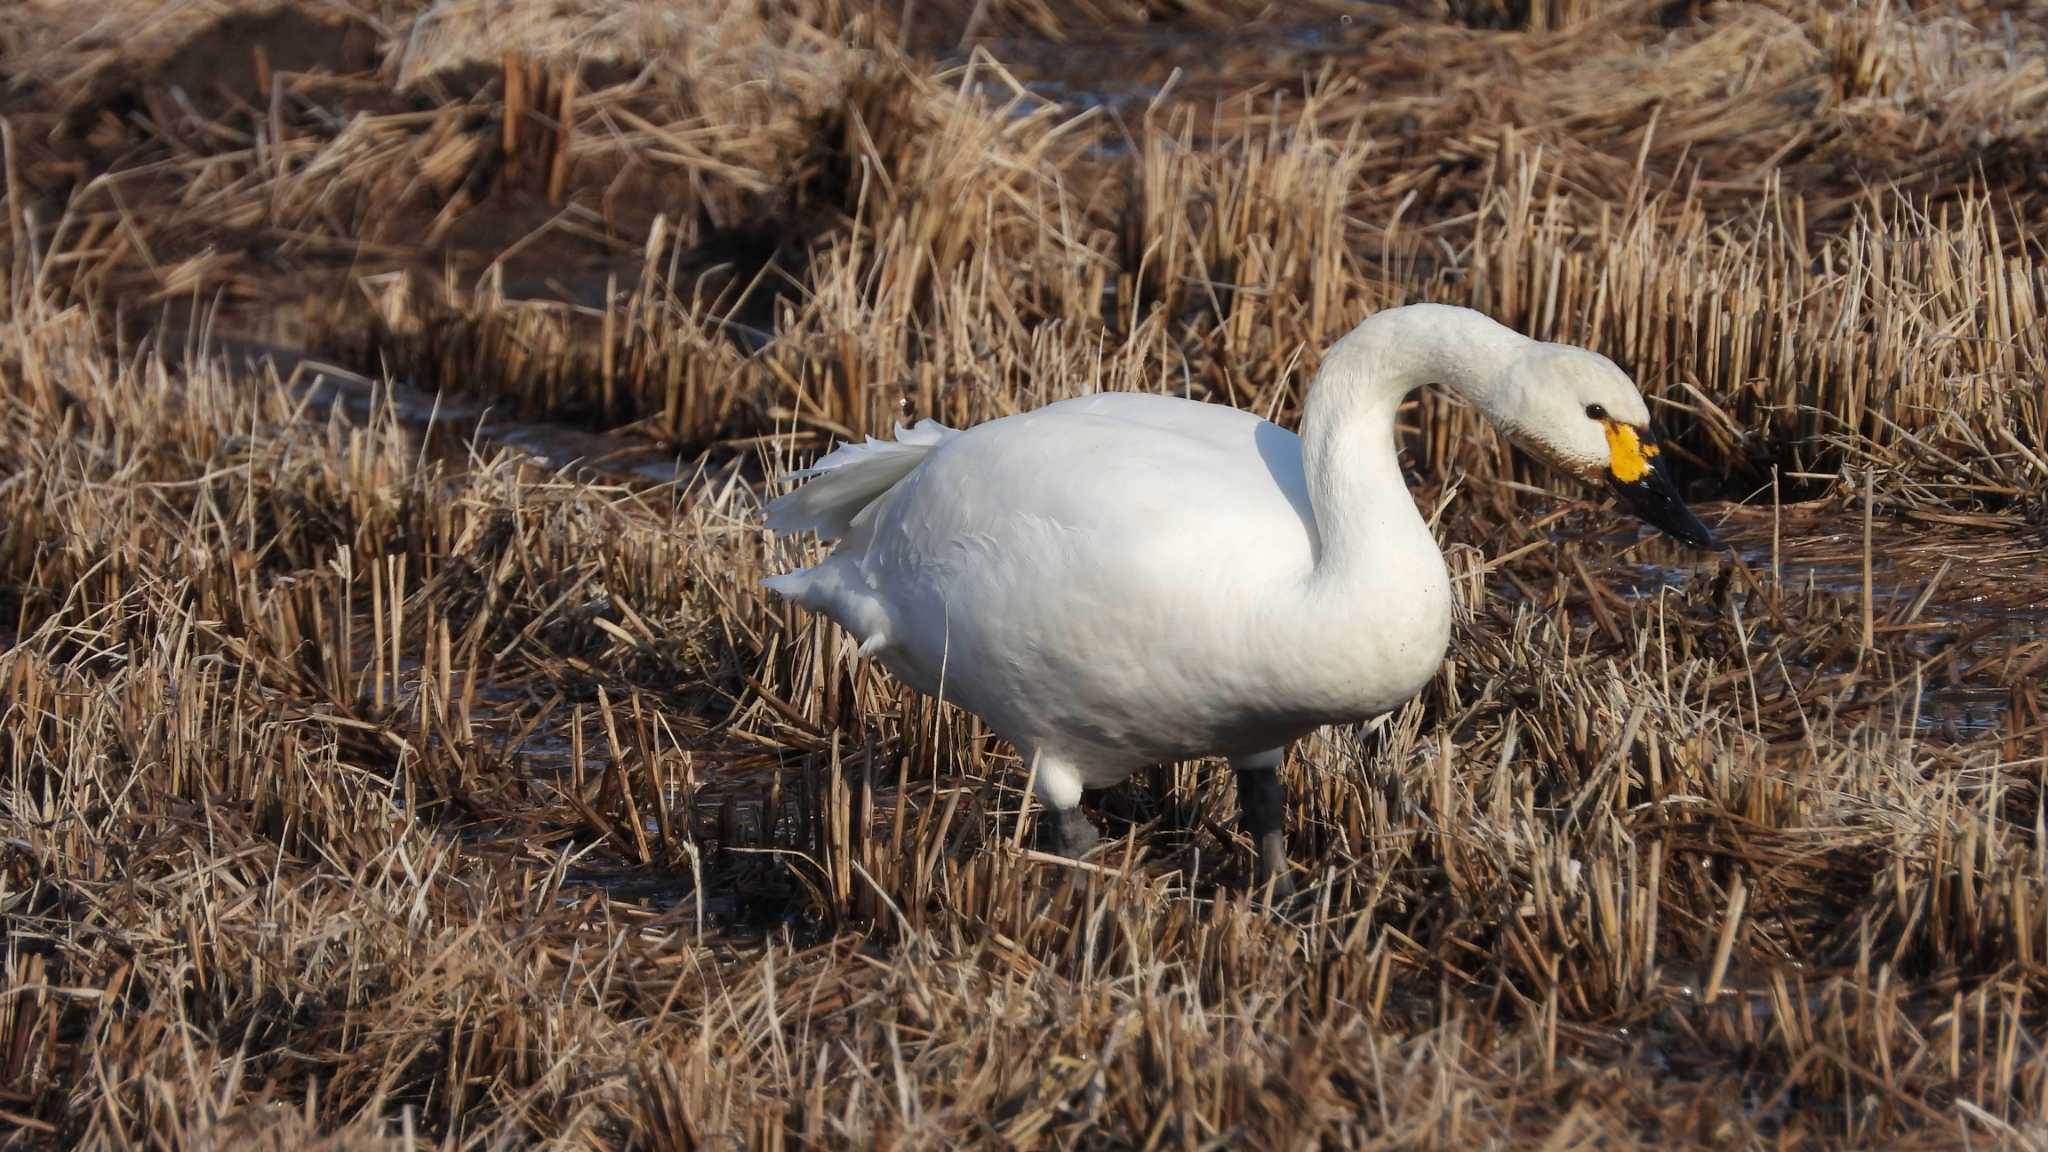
1300,305 -> 1531,579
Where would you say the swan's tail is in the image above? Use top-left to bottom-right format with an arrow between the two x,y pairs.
763,419 -> 955,542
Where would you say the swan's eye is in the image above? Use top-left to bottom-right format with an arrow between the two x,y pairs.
1585,404 -> 1608,421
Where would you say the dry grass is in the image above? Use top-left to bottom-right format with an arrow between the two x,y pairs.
3,0 -> 2047,1147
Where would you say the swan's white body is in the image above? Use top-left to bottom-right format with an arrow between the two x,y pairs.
770,391 -> 1450,781
764,304 -> 1673,857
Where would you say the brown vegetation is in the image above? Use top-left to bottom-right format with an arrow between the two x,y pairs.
2,0 -> 2045,1146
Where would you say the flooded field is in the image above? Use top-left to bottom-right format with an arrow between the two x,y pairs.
2,0 -> 2046,1147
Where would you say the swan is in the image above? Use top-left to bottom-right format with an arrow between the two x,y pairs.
762,304 -> 1714,895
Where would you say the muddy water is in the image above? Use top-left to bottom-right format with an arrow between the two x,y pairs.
217,336 -> 691,484
1556,504 -> 2045,740
939,15 -> 1380,122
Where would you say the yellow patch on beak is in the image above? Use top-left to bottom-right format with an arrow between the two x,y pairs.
1603,420 -> 1659,483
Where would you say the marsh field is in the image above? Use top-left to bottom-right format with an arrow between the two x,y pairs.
1,0 -> 2045,1146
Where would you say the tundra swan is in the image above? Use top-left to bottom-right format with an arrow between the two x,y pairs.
763,304 -> 1713,894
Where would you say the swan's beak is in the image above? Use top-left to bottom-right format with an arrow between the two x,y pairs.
1603,424 -> 1714,548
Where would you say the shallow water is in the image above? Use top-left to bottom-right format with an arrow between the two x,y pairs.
1551,504 -> 2045,740
934,11 -> 1382,123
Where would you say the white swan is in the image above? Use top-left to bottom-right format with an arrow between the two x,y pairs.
763,304 -> 1713,894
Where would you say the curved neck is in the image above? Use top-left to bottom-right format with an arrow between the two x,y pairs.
1300,304 -> 1531,577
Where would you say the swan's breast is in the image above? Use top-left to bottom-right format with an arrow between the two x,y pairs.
1270,530 -> 1455,725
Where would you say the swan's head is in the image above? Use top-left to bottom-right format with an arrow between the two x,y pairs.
1499,344 -> 1715,549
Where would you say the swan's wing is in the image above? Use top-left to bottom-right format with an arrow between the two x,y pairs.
764,419 -> 959,540
955,392 -> 1318,543
769,391 -> 1385,766
847,394 -> 1315,691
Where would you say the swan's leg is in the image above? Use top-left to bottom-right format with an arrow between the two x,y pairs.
1032,752 -> 1099,857
1232,748 -> 1294,898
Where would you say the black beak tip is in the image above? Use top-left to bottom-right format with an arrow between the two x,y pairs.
1671,514 -> 1716,551
1610,470 -> 1717,552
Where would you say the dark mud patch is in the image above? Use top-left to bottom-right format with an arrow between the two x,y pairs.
54,8 -> 385,145
149,8 -> 383,104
